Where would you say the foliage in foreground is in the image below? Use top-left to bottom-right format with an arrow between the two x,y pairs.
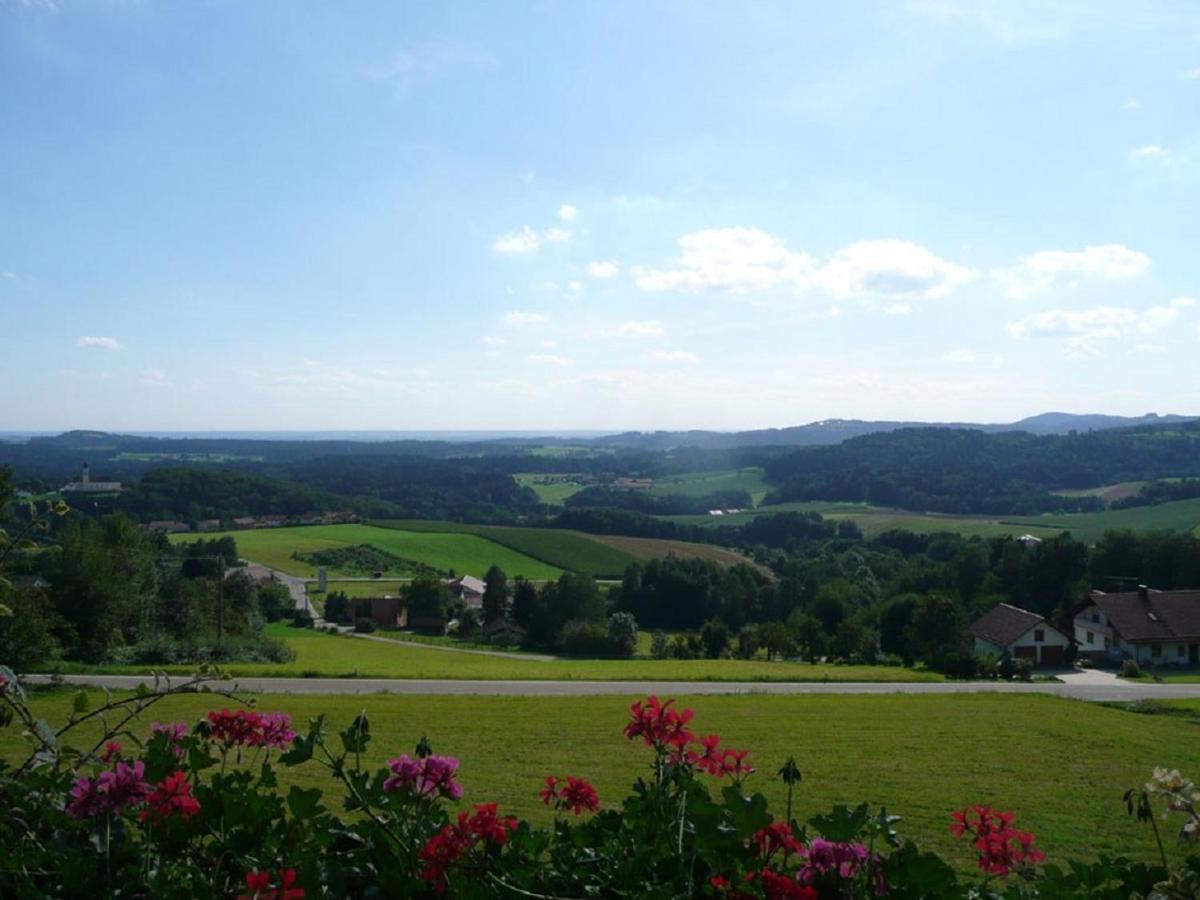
0,669 -> 1198,898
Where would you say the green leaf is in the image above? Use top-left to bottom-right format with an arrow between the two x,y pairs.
339,712 -> 371,755
72,690 -> 90,715
288,785 -> 325,820
721,785 -> 772,838
808,802 -> 871,842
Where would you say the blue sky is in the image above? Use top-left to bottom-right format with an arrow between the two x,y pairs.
3,0 -> 1199,431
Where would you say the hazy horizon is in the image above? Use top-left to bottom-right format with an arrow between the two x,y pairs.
4,2 -> 1199,430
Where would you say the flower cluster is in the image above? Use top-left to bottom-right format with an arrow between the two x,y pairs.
238,868 -> 304,900
100,741 -> 123,763
950,805 -> 1045,876
539,775 -> 600,815
623,696 -> 695,753
150,720 -> 189,759
66,760 -> 153,820
741,823 -> 886,897
797,838 -> 884,892
140,770 -> 201,824
382,754 -> 463,800
1146,767 -> 1200,840
688,733 -> 755,782
206,709 -> 296,750
417,803 -> 518,892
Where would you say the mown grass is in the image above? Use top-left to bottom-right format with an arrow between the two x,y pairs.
170,525 -> 562,580
514,474 -> 587,505
371,520 -> 634,578
1003,496 -> 1200,543
3,690 -> 1193,869
305,580 -> 407,599
45,623 -> 943,682
645,467 -> 772,505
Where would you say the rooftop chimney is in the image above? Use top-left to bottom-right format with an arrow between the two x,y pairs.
1138,584 -> 1149,601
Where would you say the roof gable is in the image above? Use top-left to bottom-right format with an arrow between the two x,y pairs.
1089,590 -> 1200,642
969,603 -> 1047,648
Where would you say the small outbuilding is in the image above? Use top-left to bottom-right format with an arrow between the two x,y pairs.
968,603 -> 1073,667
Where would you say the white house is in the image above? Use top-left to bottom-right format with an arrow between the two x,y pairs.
968,603 -> 1073,667
1073,587 -> 1200,667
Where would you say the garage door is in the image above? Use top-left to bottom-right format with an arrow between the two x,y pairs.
1014,646 -> 1037,660
1039,645 -> 1063,667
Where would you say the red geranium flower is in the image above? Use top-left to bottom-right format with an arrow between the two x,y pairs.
950,805 -> 1045,877
623,696 -> 695,753
140,770 -> 200,824
237,868 -> 304,899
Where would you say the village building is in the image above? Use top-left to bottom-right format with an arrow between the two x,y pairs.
196,519 -> 222,532
147,520 -> 191,533
447,575 -> 486,610
60,462 -> 122,495
1073,587 -> 1200,667
968,602 -> 1073,667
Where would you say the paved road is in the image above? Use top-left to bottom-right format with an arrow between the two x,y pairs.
21,674 -> 1200,702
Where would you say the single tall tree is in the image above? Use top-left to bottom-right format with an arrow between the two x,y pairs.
482,564 -> 509,623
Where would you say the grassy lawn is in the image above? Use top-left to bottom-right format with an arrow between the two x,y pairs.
645,467 -> 772,505
1003,496 -> 1200,543
371,520 -> 635,578
3,690 -> 1192,869
306,580 -> 406,599
171,525 -> 563,580
514,474 -> 588,505
44,622 -> 943,682
588,534 -> 766,571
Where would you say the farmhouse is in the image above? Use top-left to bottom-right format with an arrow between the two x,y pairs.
360,596 -> 406,628
968,603 -> 1073,667
1073,587 -> 1200,667
147,520 -> 191,533
447,575 -> 486,609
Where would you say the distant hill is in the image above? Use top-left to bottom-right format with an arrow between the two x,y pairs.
584,413 -> 1197,450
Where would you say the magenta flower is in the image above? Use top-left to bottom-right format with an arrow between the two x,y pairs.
66,760 -> 152,820
384,754 -> 463,800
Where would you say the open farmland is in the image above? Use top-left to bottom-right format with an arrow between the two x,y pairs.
49,622 -> 942,682
514,473 -> 588,505
170,524 -> 562,580
372,519 -> 636,578
1003,496 -> 1200,543
4,690 -> 1193,870
644,466 -> 772,504
588,534 -> 768,571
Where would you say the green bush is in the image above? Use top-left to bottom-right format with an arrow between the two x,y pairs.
1014,657 -> 1034,682
1120,658 -> 1143,679
355,617 -> 377,634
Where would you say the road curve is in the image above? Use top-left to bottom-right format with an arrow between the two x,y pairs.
20,674 -> 1200,702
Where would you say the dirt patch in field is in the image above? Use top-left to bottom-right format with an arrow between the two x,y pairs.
588,535 -> 772,576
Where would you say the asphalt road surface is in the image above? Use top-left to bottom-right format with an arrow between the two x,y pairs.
21,674 -> 1200,702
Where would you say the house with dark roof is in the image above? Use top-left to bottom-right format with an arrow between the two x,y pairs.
968,603 -> 1073,667
446,575 -> 486,610
1073,587 -> 1200,667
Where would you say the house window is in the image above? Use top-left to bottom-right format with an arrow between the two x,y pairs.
1034,629 -> 1045,642
1152,643 -> 1163,658
1091,612 -> 1100,623
1179,645 -> 1187,657
1087,631 -> 1094,644
1104,637 -> 1111,649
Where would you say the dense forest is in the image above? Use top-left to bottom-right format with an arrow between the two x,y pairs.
763,422 -> 1200,515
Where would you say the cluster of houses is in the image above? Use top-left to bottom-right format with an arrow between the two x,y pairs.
347,575 -> 526,643
142,510 -> 358,534
969,586 -> 1200,669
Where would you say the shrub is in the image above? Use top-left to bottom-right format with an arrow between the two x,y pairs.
606,612 -> 638,659
939,649 -> 979,680
1120,658 -> 1143,679
289,611 -> 314,629
558,619 -> 612,657
649,630 -> 670,660
355,617 -> 377,634
1014,658 -> 1034,682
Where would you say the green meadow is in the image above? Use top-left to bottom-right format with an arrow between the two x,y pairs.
47,622 -> 943,682
644,466 -> 772,505
170,524 -> 563,580
371,519 -> 636,578
4,690 -> 1193,870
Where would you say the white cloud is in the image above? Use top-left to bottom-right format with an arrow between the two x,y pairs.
1136,343 -> 1167,354
567,280 -> 582,293
943,349 -> 976,364
1122,99 -> 1141,112
558,204 -> 578,222
503,311 -> 548,326
482,335 -> 506,347
362,43 -> 494,99
1171,296 -> 1196,308
138,368 -> 172,387
811,239 -> 977,300
635,227 -> 813,293
882,303 -> 912,316
543,227 -> 572,244
608,320 -> 665,338
650,350 -> 699,364
635,229 -> 975,302
1006,303 -> 1188,357
997,244 -> 1151,298
493,226 -> 540,255
541,340 -> 558,349
587,260 -> 620,279
527,353 -> 571,366
77,335 -> 122,351
1180,67 -> 1200,81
